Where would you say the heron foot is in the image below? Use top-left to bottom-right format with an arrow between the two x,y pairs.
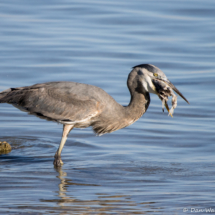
53,157 -> 64,167
53,153 -> 64,167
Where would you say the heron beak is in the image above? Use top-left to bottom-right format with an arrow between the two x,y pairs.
164,80 -> 190,104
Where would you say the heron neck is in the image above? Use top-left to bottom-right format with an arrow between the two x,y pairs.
125,91 -> 150,123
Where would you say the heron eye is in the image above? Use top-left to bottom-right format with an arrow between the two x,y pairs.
154,73 -> 158,77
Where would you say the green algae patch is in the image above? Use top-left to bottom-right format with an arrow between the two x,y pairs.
0,141 -> 12,154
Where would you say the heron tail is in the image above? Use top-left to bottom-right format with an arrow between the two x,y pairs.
0,88 -> 12,102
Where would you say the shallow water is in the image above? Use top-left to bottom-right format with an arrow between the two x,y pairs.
0,0 -> 215,214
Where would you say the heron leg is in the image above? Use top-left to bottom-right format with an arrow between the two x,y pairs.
53,124 -> 74,167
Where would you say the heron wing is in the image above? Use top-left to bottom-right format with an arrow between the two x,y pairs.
0,82 -> 103,123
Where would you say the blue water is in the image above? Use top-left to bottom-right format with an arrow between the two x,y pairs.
0,0 -> 215,214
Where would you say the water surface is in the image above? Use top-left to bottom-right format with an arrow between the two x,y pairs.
0,0 -> 215,214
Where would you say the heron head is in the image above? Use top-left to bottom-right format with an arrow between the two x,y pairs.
131,64 -> 189,115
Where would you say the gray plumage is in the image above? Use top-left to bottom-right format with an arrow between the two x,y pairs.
0,81 -> 149,135
0,64 -> 189,166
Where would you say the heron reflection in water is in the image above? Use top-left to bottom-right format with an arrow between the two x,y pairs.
0,64 -> 189,166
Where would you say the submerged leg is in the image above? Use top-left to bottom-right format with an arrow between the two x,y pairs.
53,124 -> 74,167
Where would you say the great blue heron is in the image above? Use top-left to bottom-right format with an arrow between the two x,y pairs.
0,64 -> 189,166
